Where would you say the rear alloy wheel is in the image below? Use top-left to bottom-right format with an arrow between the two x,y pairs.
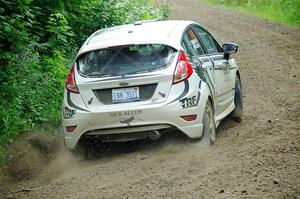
231,75 -> 243,122
191,100 -> 216,146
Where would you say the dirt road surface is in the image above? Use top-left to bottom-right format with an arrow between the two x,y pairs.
1,0 -> 299,198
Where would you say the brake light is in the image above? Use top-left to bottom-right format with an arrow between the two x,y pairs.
66,64 -> 79,93
173,51 -> 193,84
108,44 -> 134,49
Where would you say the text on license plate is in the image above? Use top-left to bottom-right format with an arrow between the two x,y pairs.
112,87 -> 140,103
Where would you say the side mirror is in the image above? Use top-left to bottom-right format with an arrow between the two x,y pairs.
222,43 -> 238,60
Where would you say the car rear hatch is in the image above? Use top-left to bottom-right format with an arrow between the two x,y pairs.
74,44 -> 178,112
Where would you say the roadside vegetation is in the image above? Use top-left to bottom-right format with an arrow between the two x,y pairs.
201,0 -> 300,28
0,0 -> 168,165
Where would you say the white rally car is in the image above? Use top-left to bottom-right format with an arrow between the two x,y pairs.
61,20 -> 243,151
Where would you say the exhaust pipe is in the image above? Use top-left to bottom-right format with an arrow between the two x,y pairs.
148,130 -> 161,140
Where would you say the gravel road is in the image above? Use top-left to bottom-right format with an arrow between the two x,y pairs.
1,0 -> 300,198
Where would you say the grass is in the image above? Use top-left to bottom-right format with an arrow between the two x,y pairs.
201,0 -> 300,28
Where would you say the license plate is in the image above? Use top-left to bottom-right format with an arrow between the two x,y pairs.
112,87 -> 140,103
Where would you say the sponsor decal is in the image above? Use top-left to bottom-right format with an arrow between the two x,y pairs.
190,39 -> 201,50
109,110 -> 142,117
188,29 -> 197,40
180,96 -> 197,108
120,116 -> 135,124
64,107 -> 76,118
110,110 -> 144,126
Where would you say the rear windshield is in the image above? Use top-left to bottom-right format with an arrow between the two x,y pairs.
77,44 -> 175,77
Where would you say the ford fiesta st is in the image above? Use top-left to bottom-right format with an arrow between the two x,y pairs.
61,20 -> 243,151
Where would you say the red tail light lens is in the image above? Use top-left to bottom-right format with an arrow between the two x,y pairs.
66,64 -> 79,93
173,51 -> 193,84
66,125 -> 77,133
180,114 -> 197,122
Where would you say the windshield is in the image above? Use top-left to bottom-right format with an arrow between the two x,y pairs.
77,44 -> 175,77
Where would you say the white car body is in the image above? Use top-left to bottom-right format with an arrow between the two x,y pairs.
61,20 -> 241,150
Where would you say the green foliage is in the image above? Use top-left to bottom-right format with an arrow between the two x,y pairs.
47,13 -> 75,48
0,0 -> 168,149
201,0 -> 300,27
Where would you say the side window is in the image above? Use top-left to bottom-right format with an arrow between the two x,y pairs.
181,41 -> 191,56
183,28 -> 205,56
193,27 -> 221,54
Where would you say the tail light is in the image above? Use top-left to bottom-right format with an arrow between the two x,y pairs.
66,64 -> 79,93
173,51 -> 193,84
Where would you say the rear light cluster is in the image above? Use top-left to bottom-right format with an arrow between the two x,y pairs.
173,51 -> 193,84
66,64 -> 79,93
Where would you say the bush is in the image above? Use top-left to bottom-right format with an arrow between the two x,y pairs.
0,0 -> 168,156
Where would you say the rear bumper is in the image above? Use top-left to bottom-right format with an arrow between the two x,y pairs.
62,101 -> 205,149
62,76 -> 211,149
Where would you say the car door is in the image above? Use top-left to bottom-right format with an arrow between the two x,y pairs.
180,27 -> 216,104
192,26 -> 234,115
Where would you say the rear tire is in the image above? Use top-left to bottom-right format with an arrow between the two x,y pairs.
201,100 -> 216,145
189,100 -> 216,146
76,138 -> 103,159
231,75 -> 243,122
